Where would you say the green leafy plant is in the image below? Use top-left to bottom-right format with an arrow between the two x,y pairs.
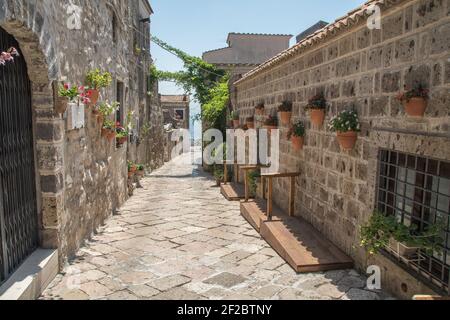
102,119 -> 115,131
98,101 -> 120,117
247,170 -> 261,197
397,84 -> 429,103
306,92 -> 327,111
213,166 -> 224,182
288,121 -> 306,139
136,164 -> 144,171
86,69 -> 112,90
59,84 -> 82,102
198,77 -> 229,134
141,122 -> 151,137
328,110 -> 360,132
127,160 -> 137,172
278,100 -> 293,112
360,211 -> 444,256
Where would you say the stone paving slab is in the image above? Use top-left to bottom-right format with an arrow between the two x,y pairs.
40,150 -> 392,300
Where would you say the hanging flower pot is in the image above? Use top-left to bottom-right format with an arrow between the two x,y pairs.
107,130 -> 116,142
86,89 -> 99,106
278,100 -> 293,126
337,131 -> 358,150
404,97 -> 428,117
291,136 -> 304,151
101,128 -> 109,138
397,85 -> 429,118
116,136 -> 127,145
55,96 -> 69,114
329,109 -> 360,151
310,109 -> 325,127
288,121 -> 306,151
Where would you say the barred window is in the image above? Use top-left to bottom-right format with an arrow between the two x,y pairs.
377,149 -> 450,294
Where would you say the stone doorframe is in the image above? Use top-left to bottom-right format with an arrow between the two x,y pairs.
1,9 -> 64,253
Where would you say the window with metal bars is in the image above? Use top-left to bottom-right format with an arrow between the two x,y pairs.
377,149 -> 450,294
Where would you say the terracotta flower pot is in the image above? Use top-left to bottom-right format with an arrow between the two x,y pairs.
404,97 -> 427,117
55,96 -> 69,114
279,112 -> 292,126
116,136 -> 127,145
128,172 -> 134,178
247,122 -> 255,129
96,114 -> 104,125
107,131 -> 116,142
87,89 -> 99,106
310,109 -> 325,128
233,120 -> 240,129
337,131 -> 358,150
101,128 -> 109,138
291,136 -> 304,151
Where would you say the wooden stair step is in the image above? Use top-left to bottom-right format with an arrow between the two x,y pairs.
220,183 -> 246,201
240,198 -> 354,273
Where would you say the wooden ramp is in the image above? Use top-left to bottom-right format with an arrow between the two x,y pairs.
220,183 -> 246,201
241,199 -> 354,273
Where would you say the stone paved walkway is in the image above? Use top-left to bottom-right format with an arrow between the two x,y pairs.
41,149 -> 392,300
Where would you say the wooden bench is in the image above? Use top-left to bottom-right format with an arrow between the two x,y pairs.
220,160 -> 246,201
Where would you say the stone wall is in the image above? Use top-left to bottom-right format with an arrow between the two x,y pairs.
0,0 -> 164,265
234,0 -> 450,298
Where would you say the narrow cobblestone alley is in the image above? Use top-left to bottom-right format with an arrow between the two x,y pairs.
41,149 -> 391,300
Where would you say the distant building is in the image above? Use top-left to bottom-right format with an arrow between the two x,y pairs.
296,21 -> 329,43
203,33 -> 292,108
160,95 -> 190,130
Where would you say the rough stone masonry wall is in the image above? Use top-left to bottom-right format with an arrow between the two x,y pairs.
0,0 -> 141,264
235,0 -> 450,298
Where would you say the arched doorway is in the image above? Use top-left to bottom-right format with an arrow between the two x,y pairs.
0,26 -> 39,284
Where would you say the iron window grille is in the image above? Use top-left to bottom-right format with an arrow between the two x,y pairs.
377,149 -> 450,294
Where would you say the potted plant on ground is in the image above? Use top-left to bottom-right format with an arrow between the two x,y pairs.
263,115 -> 278,133
85,69 -> 113,106
306,92 -> 328,128
136,164 -> 145,177
360,211 -> 444,259
278,100 -> 293,125
213,166 -> 224,187
231,111 -> 240,129
255,102 -> 265,116
247,170 -> 261,198
397,84 -> 429,117
328,110 -> 360,151
116,123 -> 129,147
246,116 -> 255,129
288,121 -> 306,151
128,161 -> 137,179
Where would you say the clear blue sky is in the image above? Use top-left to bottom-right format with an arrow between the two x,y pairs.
150,0 -> 365,138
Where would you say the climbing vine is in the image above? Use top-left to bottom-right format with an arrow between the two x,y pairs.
200,76 -> 229,133
150,36 -> 227,106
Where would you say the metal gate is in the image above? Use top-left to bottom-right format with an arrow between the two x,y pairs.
0,27 -> 39,285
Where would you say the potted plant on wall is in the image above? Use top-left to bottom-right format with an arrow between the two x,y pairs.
136,164 -> 145,177
102,120 -> 116,141
85,69 -> 113,106
116,123 -> 129,147
57,84 -> 81,114
247,169 -> 261,198
231,111 -> 240,129
328,109 -> 360,151
360,211 -> 444,259
288,121 -> 306,151
246,116 -> 255,129
278,100 -> 293,125
306,92 -> 328,128
255,102 -> 265,116
397,84 -> 429,117
128,161 -> 137,179
263,115 -> 278,133
97,101 -> 119,126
